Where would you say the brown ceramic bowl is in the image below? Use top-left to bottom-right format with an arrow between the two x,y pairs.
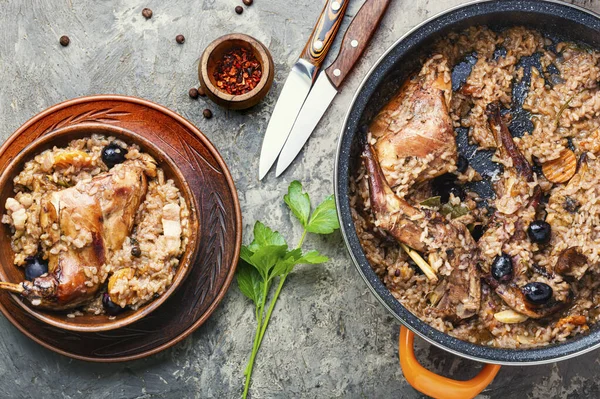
199,33 -> 274,110
0,123 -> 200,332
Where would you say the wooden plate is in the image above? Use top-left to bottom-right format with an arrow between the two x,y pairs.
0,95 -> 242,362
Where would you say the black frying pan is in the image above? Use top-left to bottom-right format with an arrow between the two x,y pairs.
335,0 -> 600,370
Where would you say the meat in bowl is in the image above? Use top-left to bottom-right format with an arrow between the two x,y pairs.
1,135 -> 190,317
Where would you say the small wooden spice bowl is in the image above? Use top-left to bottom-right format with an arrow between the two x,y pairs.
199,33 -> 274,110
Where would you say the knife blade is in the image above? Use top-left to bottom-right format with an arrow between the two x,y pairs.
258,0 -> 350,180
275,0 -> 391,177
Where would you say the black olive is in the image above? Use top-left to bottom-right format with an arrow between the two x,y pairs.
527,220 -> 551,244
101,143 -> 128,168
491,253 -> 513,283
24,255 -> 48,281
102,293 -> 125,316
456,155 -> 469,174
522,282 -> 553,305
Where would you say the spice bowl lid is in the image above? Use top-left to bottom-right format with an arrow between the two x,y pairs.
199,33 -> 274,110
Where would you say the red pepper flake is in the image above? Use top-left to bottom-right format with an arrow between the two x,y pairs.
213,47 -> 262,95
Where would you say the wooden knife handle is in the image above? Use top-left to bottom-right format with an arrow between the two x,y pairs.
299,0 -> 350,72
325,0 -> 391,88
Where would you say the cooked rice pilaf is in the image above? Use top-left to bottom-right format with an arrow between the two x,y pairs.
351,26 -> 600,348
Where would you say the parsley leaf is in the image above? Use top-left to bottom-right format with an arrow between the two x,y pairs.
270,249 -> 329,278
240,245 -> 255,264
245,244 -> 288,279
248,221 -> 287,252
237,262 -> 264,306
270,248 -> 303,278
296,250 -> 328,264
284,180 -> 311,227
306,195 -> 340,234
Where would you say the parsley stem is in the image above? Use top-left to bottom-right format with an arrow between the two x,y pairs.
297,228 -> 308,249
256,273 -> 286,352
242,280 -> 270,398
242,229 -> 307,398
244,306 -> 262,376
253,228 -> 307,359
242,324 -> 260,398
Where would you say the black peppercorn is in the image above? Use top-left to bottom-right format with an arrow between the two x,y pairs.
176,34 -> 185,44
142,8 -> 153,19
59,36 -> 70,47
235,6 -> 244,14
203,109 -> 213,119
189,88 -> 199,99
197,86 -> 206,97
131,246 -> 142,258
243,0 -> 253,5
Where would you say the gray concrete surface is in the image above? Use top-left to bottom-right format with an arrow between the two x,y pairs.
0,0 -> 599,398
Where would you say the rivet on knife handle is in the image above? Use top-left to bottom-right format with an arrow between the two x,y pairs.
325,0 -> 391,88
299,0 -> 350,72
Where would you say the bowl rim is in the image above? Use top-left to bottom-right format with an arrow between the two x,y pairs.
0,94 -> 242,361
199,33 -> 273,103
334,0 -> 600,365
0,122 -> 200,332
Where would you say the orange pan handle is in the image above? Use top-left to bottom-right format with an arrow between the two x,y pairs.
399,326 -> 501,399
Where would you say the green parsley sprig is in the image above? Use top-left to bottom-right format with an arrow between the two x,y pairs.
237,181 -> 340,398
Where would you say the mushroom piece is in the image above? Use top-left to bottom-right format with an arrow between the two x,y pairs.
554,247 -> 588,280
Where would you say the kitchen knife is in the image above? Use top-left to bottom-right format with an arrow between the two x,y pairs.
275,0 -> 391,177
258,0 -> 350,180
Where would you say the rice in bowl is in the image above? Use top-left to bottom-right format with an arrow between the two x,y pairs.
2,134 -> 190,316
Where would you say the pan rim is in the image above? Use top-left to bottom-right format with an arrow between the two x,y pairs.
334,0 -> 600,365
